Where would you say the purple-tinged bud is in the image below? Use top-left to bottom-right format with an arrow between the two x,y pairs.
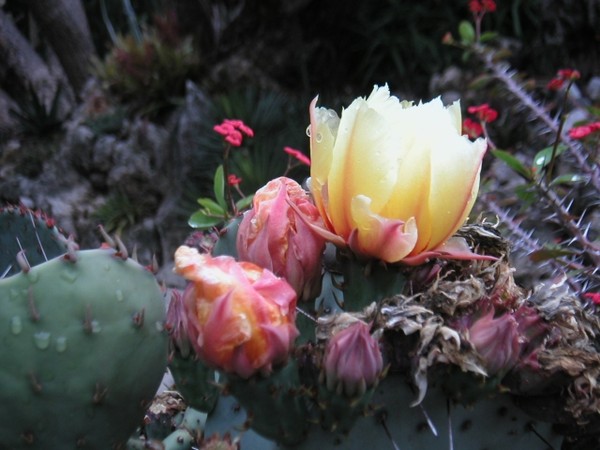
323,321 -> 383,397
468,307 -> 521,375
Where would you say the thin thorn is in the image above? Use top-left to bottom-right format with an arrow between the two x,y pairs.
377,411 -> 401,450
447,399 -> 454,450
114,235 -> 128,260
1,264 -> 12,278
295,306 -> 317,323
418,404 -> 438,437
97,225 -> 116,248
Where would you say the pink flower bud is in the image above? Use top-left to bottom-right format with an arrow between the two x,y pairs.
323,321 -> 383,397
237,177 -> 326,301
465,303 -> 547,376
174,246 -> 299,378
468,308 -> 521,375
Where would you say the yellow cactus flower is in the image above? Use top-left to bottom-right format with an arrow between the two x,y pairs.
308,84 -> 488,263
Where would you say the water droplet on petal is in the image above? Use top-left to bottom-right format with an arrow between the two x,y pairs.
306,125 -> 311,137
316,133 -> 323,143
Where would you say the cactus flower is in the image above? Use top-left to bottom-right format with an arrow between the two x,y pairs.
323,321 -> 383,397
237,177 -> 326,301
174,245 -> 299,378
308,84 -> 488,264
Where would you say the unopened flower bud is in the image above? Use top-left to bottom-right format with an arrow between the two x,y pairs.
237,177 -> 326,301
323,321 -> 383,397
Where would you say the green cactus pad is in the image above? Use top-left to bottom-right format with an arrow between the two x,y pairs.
0,205 -> 69,277
0,248 -> 168,449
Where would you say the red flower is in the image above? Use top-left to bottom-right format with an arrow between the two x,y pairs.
213,119 -> 254,147
583,292 -> 600,305
467,104 -> 498,123
283,146 -> 311,166
546,78 -> 565,91
547,68 -> 581,91
463,118 -> 483,139
469,0 -> 496,13
557,69 -> 581,80
227,174 -> 242,186
568,122 -> 600,140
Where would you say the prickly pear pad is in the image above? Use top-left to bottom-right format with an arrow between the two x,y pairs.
0,248 -> 168,449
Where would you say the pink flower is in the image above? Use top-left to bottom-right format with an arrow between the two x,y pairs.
284,146 -> 311,166
546,78 -> 565,91
237,177 -> 326,301
467,104 -> 498,123
463,118 -> 484,138
323,321 -> 383,397
583,292 -> 600,305
557,69 -> 581,80
469,0 -> 496,13
568,122 -> 600,140
173,246 -> 299,378
227,174 -> 242,186
213,119 -> 254,147
463,303 -> 547,376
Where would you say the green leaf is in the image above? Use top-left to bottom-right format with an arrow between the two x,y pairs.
458,21 -> 475,45
550,173 -> 588,186
514,184 -> 538,206
491,149 -> 533,180
197,197 -> 226,216
468,74 -> 494,90
531,144 -> 567,174
529,247 -> 577,263
213,165 -> 227,210
479,31 -> 498,43
188,211 -> 224,230
235,195 -> 254,212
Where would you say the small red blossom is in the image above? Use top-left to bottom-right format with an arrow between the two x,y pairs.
558,69 -> 581,81
467,104 -> 498,123
227,174 -> 242,186
213,119 -> 254,147
547,68 -> 581,91
568,122 -> 600,140
583,292 -> 600,305
469,0 -> 496,13
463,118 -> 483,138
546,78 -> 565,91
284,146 -> 311,166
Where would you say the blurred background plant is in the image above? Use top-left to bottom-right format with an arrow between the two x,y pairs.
443,0 -> 600,298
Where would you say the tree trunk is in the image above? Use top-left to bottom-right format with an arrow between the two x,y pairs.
24,0 -> 97,96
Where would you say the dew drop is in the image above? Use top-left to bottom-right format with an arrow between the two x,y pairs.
305,125 -> 311,137
115,289 -> 124,302
315,133 -> 323,143
91,320 -> 101,334
10,316 -> 22,335
34,331 -> 51,350
55,336 -> 67,353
